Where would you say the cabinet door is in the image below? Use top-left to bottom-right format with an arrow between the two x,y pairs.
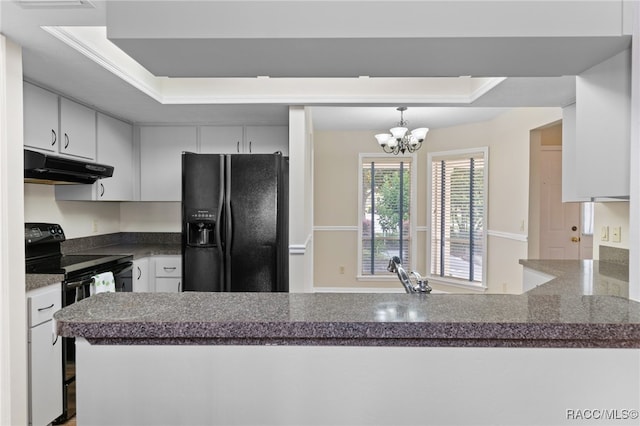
140,126 -> 197,201
132,258 -> 150,292
575,49 -> 630,198
96,114 -> 134,201
200,126 -> 244,154
23,82 -> 59,153
244,126 -> 288,155
29,323 -> 63,426
59,98 -> 96,160
155,277 -> 182,293
55,114 -> 134,201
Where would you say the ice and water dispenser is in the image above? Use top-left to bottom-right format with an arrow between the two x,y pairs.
186,209 -> 217,247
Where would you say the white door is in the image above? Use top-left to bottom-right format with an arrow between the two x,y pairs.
540,147 -> 593,259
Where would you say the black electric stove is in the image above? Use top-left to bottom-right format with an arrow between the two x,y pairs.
25,223 -> 133,423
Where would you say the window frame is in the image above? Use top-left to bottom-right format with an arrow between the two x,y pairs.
426,147 -> 489,290
357,152 -> 418,281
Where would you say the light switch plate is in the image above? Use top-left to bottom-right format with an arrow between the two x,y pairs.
612,226 -> 621,243
601,226 -> 609,241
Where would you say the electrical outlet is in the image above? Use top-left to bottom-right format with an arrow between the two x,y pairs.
612,227 -> 621,243
92,219 -> 98,234
600,226 -> 609,241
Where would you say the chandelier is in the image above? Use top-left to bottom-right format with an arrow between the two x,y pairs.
374,107 -> 428,155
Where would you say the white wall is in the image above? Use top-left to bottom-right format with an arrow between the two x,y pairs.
593,202 -> 630,259
0,35 -> 27,426
119,202 -> 181,232
23,186 -> 182,236
24,184 -> 120,238
429,108 -> 563,293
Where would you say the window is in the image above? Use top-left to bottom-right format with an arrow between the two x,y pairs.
428,149 -> 487,286
359,155 -> 415,277
581,202 -> 594,236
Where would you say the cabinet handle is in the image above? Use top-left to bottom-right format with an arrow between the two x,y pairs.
237,141 -> 240,153
52,333 -> 58,346
137,266 -> 142,280
249,141 -> 252,153
37,303 -> 54,312
178,281 -> 182,292
51,129 -> 57,146
100,183 -> 105,197
64,133 -> 69,149
163,266 -> 176,272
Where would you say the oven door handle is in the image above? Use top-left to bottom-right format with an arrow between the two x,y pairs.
66,278 -> 95,290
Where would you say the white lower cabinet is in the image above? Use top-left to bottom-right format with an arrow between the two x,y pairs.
27,283 -> 62,426
132,258 -> 150,292
153,256 -> 182,292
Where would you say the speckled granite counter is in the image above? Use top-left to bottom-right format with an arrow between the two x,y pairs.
26,232 -> 181,291
76,243 -> 181,259
26,273 -> 64,292
55,287 -> 640,348
520,259 -> 629,297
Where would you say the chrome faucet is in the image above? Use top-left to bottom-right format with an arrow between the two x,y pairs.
387,256 -> 432,294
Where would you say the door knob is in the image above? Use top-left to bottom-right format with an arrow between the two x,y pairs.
571,237 -> 580,243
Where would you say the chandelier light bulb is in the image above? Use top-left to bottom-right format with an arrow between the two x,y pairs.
390,127 -> 408,141
411,128 -> 429,142
375,133 -> 391,146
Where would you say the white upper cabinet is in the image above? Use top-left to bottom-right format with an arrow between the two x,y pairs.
59,97 -> 96,160
95,114 -> 134,200
575,48 -> 631,199
244,126 -> 288,155
200,125 -> 288,155
200,126 -> 244,154
140,126 -> 197,201
23,82 -> 59,153
55,113 -> 133,201
24,82 -> 97,161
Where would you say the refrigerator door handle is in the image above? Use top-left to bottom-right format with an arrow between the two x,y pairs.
224,155 -> 233,292
215,156 -> 224,254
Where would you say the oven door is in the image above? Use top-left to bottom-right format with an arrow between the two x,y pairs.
57,259 -> 132,423
64,260 -> 133,303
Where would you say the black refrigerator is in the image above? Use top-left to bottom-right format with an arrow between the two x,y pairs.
182,152 -> 288,292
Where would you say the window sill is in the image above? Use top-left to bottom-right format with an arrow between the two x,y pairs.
356,275 -> 398,282
426,276 -> 487,292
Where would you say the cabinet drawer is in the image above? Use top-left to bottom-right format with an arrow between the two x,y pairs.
27,284 -> 61,327
154,256 -> 182,277
155,278 -> 182,293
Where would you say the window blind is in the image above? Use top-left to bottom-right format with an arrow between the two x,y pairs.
361,158 -> 412,275
430,154 -> 485,282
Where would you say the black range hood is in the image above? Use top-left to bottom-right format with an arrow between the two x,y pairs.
24,149 -> 114,185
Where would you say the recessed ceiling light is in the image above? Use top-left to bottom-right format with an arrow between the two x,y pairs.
16,0 -> 94,8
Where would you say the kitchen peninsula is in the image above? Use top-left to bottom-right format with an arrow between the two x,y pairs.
55,260 -> 640,426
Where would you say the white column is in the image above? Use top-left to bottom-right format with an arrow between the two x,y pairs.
630,2 -> 640,302
0,35 -> 27,425
288,106 -> 314,292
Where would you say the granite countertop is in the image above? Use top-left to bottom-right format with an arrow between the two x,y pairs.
26,273 -> 65,292
520,259 -> 629,297
26,241 -> 181,291
77,243 -> 181,260
55,257 -> 640,348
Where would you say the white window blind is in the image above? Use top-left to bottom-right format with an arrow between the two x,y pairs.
430,152 -> 485,283
361,157 -> 412,276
